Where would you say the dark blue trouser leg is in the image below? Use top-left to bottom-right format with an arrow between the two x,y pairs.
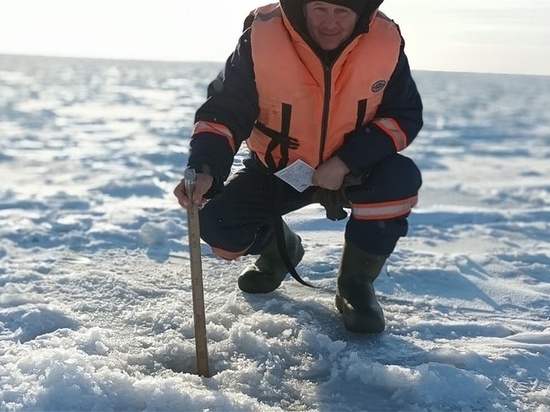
344,154 -> 422,255
198,159 -> 314,257
199,154 -> 421,258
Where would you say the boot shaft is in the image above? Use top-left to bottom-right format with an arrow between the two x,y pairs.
238,220 -> 304,294
336,240 -> 388,333
256,220 -> 301,267
337,241 -> 389,285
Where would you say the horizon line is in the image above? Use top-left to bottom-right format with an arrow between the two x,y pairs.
1,52 -> 548,79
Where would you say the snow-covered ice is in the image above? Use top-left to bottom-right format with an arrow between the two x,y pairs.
0,54 -> 549,411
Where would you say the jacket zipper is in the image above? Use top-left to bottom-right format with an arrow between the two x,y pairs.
318,63 -> 332,166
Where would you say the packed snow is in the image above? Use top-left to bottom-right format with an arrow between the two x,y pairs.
0,54 -> 549,411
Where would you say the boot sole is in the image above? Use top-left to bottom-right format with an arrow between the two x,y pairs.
335,294 -> 385,334
238,266 -> 283,293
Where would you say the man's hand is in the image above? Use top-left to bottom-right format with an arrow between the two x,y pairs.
312,157 -> 350,190
174,172 -> 214,208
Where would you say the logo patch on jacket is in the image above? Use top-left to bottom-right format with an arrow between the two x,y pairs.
371,80 -> 387,92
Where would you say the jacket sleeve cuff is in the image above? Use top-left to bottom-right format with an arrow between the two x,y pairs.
187,132 -> 235,198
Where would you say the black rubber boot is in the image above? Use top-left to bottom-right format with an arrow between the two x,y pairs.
335,241 -> 389,333
238,221 -> 304,293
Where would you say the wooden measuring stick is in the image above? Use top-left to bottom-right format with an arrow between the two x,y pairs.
184,168 -> 210,377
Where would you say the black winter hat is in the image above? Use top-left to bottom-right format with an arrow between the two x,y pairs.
303,0 -> 383,16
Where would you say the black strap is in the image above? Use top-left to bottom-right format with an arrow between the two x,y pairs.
255,103 -> 298,170
271,176 -> 316,289
255,102 -> 313,288
355,99 -> 368,129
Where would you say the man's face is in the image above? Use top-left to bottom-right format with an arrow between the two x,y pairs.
304,1 -> 359,51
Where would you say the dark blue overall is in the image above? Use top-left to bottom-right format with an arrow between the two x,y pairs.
198,153 -> 422,258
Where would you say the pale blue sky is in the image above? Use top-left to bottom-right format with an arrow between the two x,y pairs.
1,0 -> 549,75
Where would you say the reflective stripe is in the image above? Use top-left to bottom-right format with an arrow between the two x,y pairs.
192,121 -> 236,153
211,246 -> 246,260
373,118 -> 408,151
351,195 -> 418,220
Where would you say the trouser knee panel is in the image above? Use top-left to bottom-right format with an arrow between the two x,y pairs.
346,154 -> 422,205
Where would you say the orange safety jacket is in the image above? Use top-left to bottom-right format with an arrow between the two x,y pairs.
247,3 -> 402,170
